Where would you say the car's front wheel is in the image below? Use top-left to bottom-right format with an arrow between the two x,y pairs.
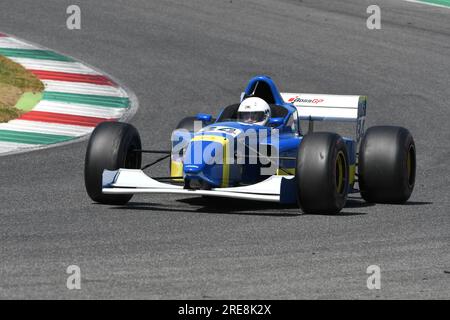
84,121 -> 141,205
295,132 -> 349,214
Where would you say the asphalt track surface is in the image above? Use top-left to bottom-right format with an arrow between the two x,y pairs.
0,0 -> 449,299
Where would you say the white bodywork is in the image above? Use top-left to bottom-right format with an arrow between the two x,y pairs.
102,169 -> 296,203
280,92 -> 367,141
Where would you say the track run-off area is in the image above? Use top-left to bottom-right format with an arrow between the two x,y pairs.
0,33 -> 135,155
0,0 -> 448,299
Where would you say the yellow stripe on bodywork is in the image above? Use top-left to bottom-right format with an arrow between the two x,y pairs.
191,135 -> 230,187
276,168 -> 295,175
170,160 -> 184,182
336,151 -> 345,193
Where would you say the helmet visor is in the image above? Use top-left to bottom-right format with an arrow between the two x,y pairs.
238,111 -> 266,124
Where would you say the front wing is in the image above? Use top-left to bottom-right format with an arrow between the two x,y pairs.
102,169 -> 297,203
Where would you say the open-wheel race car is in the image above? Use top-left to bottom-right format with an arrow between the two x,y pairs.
84,75 -> 416,214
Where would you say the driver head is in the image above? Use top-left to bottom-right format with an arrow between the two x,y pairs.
237,97 -> 271,126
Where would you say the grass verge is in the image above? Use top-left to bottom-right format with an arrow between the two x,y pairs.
0,55 -> 44,122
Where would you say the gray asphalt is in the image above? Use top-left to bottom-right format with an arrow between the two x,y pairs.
0,0 -> 449,299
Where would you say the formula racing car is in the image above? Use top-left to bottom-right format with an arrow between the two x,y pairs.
84,75 -> 416,214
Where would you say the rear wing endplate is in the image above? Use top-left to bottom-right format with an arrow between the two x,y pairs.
280,93 -> 367,141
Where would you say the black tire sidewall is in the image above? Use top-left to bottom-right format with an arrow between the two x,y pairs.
296,132 -> 349,214
359,126 -> 415,203
84,122 -> 141,204
176,116 -> 213,132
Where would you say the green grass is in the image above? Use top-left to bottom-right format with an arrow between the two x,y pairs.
0,55 -> 44,122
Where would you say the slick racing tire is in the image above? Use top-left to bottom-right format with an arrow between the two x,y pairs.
176,116 -> 214,132
176,116 -> 200,132
84,121 -> 142,205
358,126 -> 416,203
296,132 -> 349,214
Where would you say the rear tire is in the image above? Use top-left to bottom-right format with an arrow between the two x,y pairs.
296,132 -> 349,214
84,122 -> 141,205
176,116 -> 213,132
358,126 -> 416,203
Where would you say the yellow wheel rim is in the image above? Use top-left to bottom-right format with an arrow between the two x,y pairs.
407,149 -> 411,180
335,151 -> 346,195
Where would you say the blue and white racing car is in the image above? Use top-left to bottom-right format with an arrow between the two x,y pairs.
84,75 -> 416,214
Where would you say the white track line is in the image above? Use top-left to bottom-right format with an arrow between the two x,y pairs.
0,120 -> 93,136
42,80 -> 127,97
0,141 -> 37,153
0,37 -> 38,49
8,57 -> 100,75
33,101 -> 125,118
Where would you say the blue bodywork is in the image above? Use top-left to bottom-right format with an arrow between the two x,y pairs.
171,75 -> 356,190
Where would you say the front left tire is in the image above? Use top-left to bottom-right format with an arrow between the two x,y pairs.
295,132 -> 349,214
84,121 -> 141,205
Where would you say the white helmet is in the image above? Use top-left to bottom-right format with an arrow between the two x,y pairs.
237,97 -> 271,126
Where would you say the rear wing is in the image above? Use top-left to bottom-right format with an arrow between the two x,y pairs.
280,93 -> 367,142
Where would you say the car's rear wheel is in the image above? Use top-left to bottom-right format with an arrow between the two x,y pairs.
84,121 -> 141,205
296,132 -> 349,214
176,116 -> 213,132
358,126 -> 416,203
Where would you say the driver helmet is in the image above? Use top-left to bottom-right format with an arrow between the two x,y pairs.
237,97 -> 271,126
